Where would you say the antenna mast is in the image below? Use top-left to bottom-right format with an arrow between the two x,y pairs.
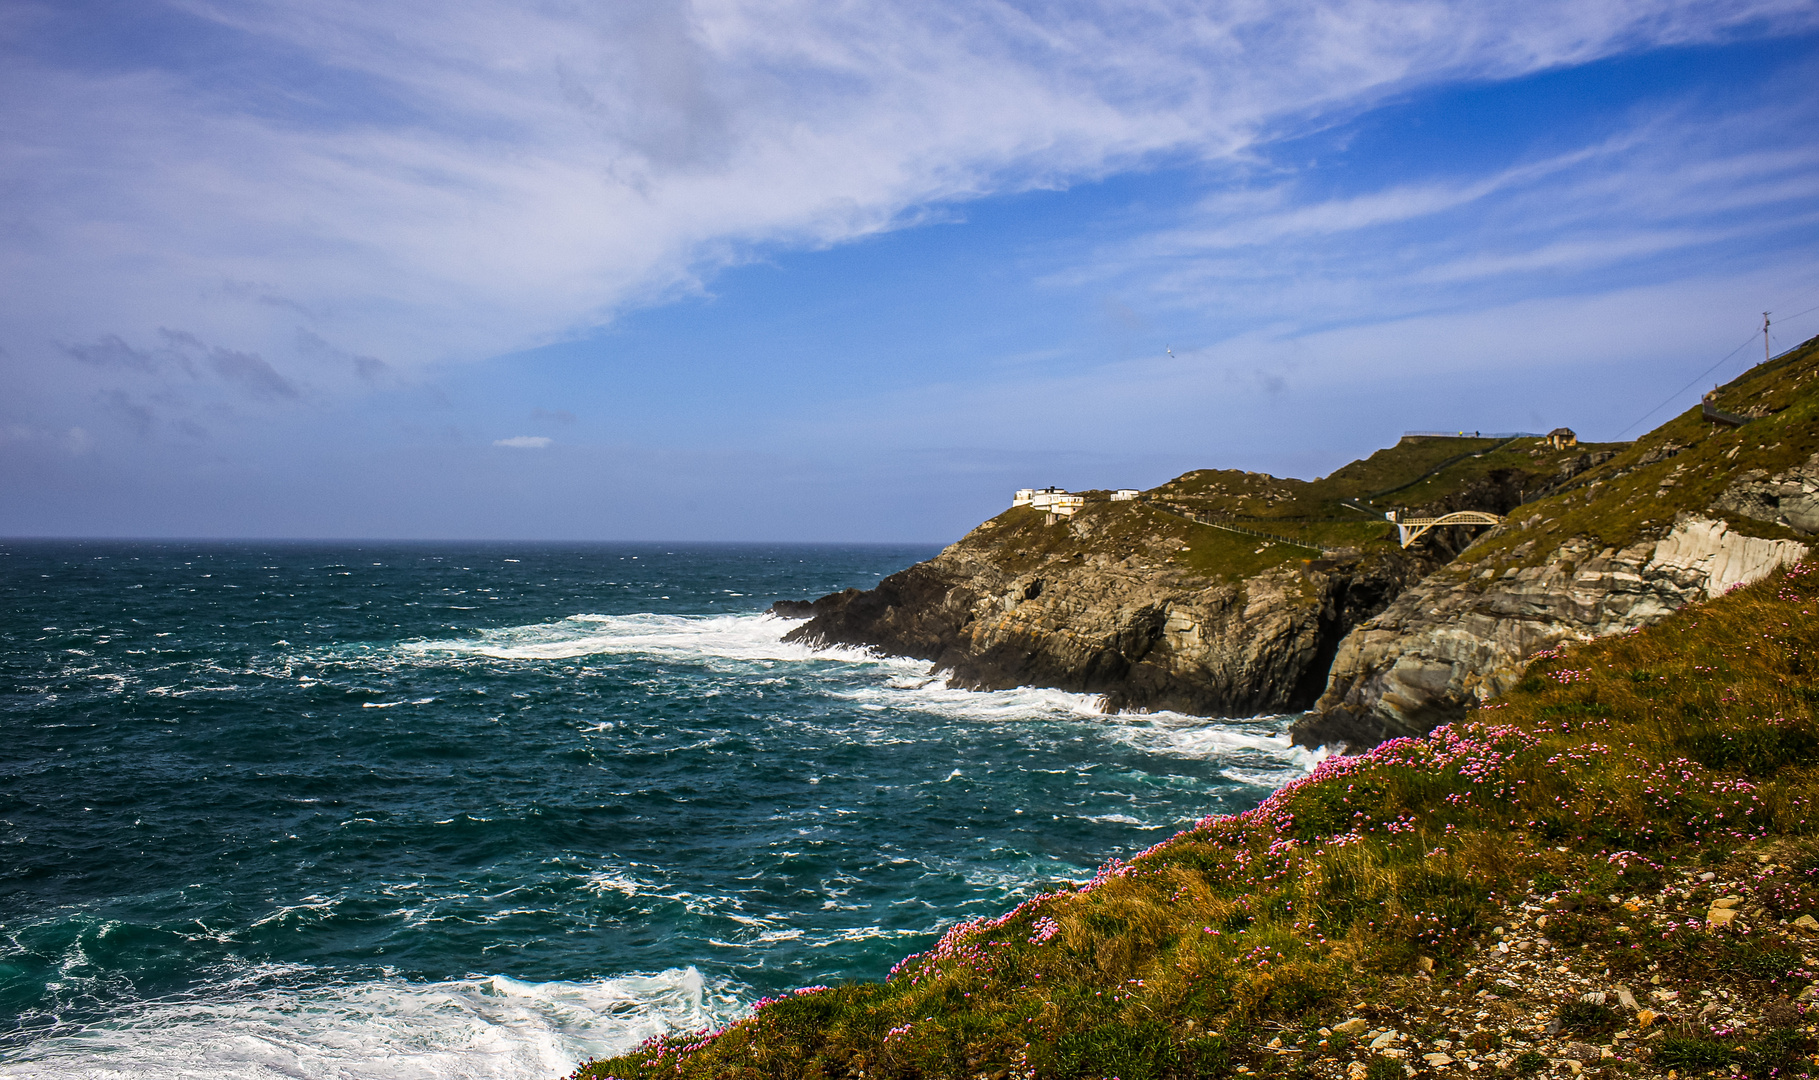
1765,311 -> 1772,364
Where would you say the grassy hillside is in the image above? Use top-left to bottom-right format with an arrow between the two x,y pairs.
1458,341 -> 1819,572
956,426 -> 1622,587
572,551 -> 1819,1080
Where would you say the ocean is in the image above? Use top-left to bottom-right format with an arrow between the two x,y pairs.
0,541 -> 1315,1079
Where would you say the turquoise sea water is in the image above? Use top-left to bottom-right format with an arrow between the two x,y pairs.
0,542 -> 1312,1079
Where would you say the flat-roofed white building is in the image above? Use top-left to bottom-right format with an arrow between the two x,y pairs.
1013,487 -> 1084,516
1110,489 -> 1140,501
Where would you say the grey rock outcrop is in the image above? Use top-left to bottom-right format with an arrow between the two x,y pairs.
1295,515 -> 1810,749
779,527 -> 1427,717
1712,451 -> 1819,535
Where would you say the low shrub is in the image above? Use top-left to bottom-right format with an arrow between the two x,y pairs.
1556,1000 -> 1621,1036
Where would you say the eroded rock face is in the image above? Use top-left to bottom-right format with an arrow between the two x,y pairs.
780,539 -> 1426,717
1295,515 -> 1810,749
1712,452 -> 1819,536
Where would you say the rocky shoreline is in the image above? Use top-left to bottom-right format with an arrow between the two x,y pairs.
778,529 -> 1428,717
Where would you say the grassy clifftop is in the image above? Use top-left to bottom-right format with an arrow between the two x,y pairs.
955,428 -> 1617,588
575,550 -> 1819,1079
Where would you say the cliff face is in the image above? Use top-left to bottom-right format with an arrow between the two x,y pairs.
1294,339 -> 1819,749
779,437 -> 1603,717
1294,515 -> 1811,747
783,522 -> 1425,716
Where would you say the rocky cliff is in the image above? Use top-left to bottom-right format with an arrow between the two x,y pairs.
1294,338 -> 1819,748
782,514 -> 1423,716
778,435 -> 1615,717
782,338 -> 1819,745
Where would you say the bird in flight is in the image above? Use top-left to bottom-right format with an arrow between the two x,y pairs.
1165,344 -> 1175,358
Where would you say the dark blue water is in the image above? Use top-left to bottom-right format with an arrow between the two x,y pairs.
0,541 -> 1309,1078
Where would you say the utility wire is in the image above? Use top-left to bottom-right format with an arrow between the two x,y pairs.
1617,294 -> 1819,439
1776,300 -> 1819,325
1614,329 -> 1760,439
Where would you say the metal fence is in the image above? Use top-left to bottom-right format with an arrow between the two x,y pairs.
1401,430 -> 1543,439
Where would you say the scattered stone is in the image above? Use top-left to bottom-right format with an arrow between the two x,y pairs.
1708,906 -> 1740,926
1333,1018 -> 1368,1036
1793,915 -> 1819,931
1369,1031 -> 1402,1050
1636,1009 -> 1658,1029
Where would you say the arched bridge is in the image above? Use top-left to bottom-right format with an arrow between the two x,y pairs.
1387,510 -> 1505,548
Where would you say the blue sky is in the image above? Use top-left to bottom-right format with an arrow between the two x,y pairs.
3,0 -> 1818,541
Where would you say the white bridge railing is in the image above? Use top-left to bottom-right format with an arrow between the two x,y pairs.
1385,510 -> 1505,548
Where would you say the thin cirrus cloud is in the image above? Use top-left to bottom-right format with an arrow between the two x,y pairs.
1053,84 -> 1819,338
3,0 -> 1815,389
493,435 -> 552,449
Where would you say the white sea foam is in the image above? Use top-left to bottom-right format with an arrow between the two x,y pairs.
835,679 -> 1316,778
400,613 -> 896,666
0,967 -> 741,1080
1100,713 -> 1318,773
1081,813 -> 1150,826
833,678 -> 1113,723
383,612 -> 1318,789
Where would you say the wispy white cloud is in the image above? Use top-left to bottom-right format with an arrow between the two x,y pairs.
3,0 -> 1813,391
1054,81 -> 1819,337
493,435 -> 552,448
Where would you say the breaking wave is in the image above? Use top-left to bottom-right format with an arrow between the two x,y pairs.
0,967 -> 739,1080
398,612 -> 891,666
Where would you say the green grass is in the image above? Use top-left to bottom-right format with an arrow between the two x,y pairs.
1147,436 -> 1606,528
965,435 -> 1605,587
571,556 -> 1819,1080
968,333 -> 1818,599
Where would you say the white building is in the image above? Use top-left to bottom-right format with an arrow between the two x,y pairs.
1012,487 -> 1085,516
1110,489 -> 1141,501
